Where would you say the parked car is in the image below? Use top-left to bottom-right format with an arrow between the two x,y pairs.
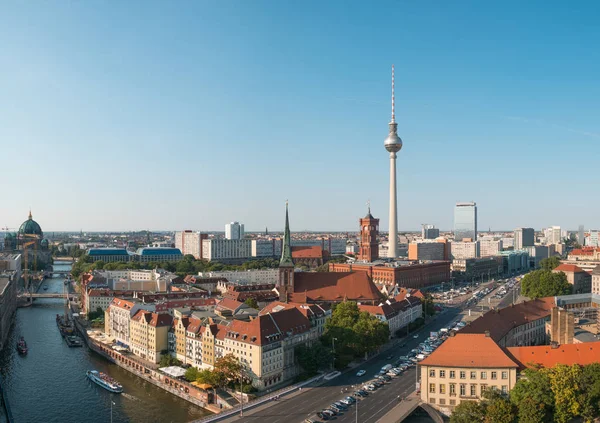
355,390 -> 368,397
345,396 -> 356,403
413,334 -> 419,338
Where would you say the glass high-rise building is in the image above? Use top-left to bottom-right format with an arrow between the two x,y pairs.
454,202 -> 477,242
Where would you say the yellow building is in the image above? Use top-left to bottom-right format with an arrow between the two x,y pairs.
129,310 -> 173,363
419,333 -> 519,415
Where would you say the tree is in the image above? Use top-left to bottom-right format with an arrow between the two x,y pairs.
521,270 -> 572,299
184,367 -> 199,382
510,367 -> 554,422
482,390 -> 516,423
578,363 -> 600,422
244,298 -> 259,310
515,397 -> 548,423
450,400 -> 485,423
196,369 -> 219,386
421,293 -> 436,316
540,257 -> 561,271
296,343 -> 333,375
548,363 -> 583,423
159,354 -> 182,367
213,354 -> 242,386
315,264 -> 330,272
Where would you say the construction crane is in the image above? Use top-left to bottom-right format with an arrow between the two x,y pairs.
22,233 -> 41,297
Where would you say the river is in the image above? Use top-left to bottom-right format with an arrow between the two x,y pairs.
0,263 -> 210,423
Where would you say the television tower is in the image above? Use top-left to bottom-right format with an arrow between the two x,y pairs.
383,65 -> 403,258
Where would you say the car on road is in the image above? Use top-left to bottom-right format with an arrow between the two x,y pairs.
334,401 -> 348,410
339,398 -> 353,406
413,334 -> 419,338
354,390 -> 368,397
356,369 -> 366,377
386,354 -> 393,360
321,410 -> 335,418
345,396 -> 356,403
317,412 -> 330,420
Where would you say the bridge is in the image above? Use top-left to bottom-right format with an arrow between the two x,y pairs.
50,271 -> 71,276
17,293 -> 79,300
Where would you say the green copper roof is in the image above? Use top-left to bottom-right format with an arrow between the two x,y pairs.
279,202 -> 294,267
18,211 -> 43,237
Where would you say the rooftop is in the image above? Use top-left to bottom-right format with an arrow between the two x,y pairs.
554,263 -> 586,273
289,271 -> 381,303
419,333 -> 519,368
506,342 -> 600,369
136,247 -> 182,256
88,248 -> 130,256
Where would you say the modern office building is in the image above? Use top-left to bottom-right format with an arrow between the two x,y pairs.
498,250 -> 530,274
175,231 -> 208,259
202,239 -> 253,262
514,228 -> 535,250
479,239 -> 503,257
578,225 -> 585,246
135,247 -> 183,263
454,202 -> 477,242
422,224 -> 439,240
225,222 -> 244,240
588,231 -> 599,247
408,241 -> 445,261
452,257 -> 503,280
88,248 -> 131,263
545,226 -> 562,245
450,241 -> 479,260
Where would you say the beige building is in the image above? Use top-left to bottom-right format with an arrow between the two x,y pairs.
420,333 -> 519,414
408,241 -> 445,261
105,298 -> 154,346
450,241 -> 479,260
553,264 -> 592,294
593,266 -> 600,295
129,311 -> 172,363
479,239 -> 503,257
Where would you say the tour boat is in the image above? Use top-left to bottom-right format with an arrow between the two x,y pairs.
16,337 -> 28,355
86,370 -> 123,394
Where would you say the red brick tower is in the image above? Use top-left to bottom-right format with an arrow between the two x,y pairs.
358,204 -> 379,262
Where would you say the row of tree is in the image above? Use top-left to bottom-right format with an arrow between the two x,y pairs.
450,363 -> 600,423
183,354 -> 254,392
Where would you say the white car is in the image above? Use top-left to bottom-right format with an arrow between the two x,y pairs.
356,370 -> 366,377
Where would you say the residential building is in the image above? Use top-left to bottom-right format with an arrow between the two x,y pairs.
553,264 -> 592,294
545,226 -> 562,245
568,247 -> 600,262
501,237 -> 514,249
593,266 -> 600,295
175,231 -> 208,259
135,247 -> 183,263
259,301 -> 331,337
330,261 -> 451,290
358,296 -> 422,336
129,310 -> 172,363
84,289 -> 127,314
588,231 -> 599,247
102,269 -> 174,292
0,272 -> 17,351
525,245 -> 551,269
202,239 -> 253,262
514,228 -> 534,250
450,241 -> 479,260
88,248 -> 131,263
0,253 -> 22,281
422,224 -> 440,240
199,269 -> 279,286
454,202 -> 477,242
479,239 -> 503,258
105,298 -> 152,347
225,222 -> 244,240
459,298 -> 555,347
408,241 -> 445,261
420,333 -> 519,414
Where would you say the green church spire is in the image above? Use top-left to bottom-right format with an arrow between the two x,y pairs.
280,201 -> 294,267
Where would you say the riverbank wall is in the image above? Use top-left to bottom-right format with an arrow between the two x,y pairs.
72,318 -> 220,414
0,375 -> 14,423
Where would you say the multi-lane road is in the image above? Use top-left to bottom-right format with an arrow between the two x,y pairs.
236,308 -> 463,423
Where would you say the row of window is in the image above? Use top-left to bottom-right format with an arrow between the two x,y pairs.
429,383 -> 508,396
429,369 -> 508,380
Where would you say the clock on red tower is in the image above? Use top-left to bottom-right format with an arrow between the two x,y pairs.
358,205 -> 379,262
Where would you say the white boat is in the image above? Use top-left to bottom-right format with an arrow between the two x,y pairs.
86,370 -> 123,393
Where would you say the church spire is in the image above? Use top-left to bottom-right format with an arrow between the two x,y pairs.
280,201 -> 294,267
28,209 -> 32,220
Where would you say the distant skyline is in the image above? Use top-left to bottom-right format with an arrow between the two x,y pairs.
1,1 -> 599,232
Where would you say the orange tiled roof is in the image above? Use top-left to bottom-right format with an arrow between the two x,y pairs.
258,301 -> 330,319
292,246 -> 323,259
111,298 -> 135,310
420,334 -> 519,368
553,264 -> 585,273
506,342 -> 600,369
290,272 -> 381,303
216,298 -> 244,312
459,297 -> 555,342
225,308 -> 311,346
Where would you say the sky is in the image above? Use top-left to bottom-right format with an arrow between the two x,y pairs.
1,1 -> 599,232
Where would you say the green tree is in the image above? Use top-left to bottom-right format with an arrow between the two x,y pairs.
482,390 -> 516,423
521,270 -> 572,299
578,363 -> 600,422
510,367 -> 554,422
196,369 -> 219,386
184,367 -> 199,382
450,400 -> 485,423
244,298 -> 259,310
548,364 -> 583,423
213,354 -> 242,386
315,263 -> 330,272
421,293 -> 436,316
354,311 -> 390,355
295,343 -> 333,375
540,257 -> 561,271
159,354 -> 182,367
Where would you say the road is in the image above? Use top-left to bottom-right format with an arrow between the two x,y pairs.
236,308 -> 463,423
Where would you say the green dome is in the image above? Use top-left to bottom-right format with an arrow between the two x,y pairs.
18,211 -> 43,238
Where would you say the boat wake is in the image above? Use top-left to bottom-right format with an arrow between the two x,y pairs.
122,393 -> 140,402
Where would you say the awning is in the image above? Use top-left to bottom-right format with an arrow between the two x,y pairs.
159,366 -> 187,378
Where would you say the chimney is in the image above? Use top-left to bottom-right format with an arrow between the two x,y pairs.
449,331 -> 455,337
551,341 -> 559,349
484,330 -> 491,337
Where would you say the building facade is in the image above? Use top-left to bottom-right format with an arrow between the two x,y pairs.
202,239 -> 253,262
175,231 -> 208,259
130,310 -> 172,363
358,209 -> 379,262
514,228 -> 534,250
135,247 -> 183,263
479,239 -> 503,257
454,202 -> 477,242
553,264 -> 592,294
422,224 -> 440,240
88,248 -> 131,263
225,222 -> 245,240
408,242 -> 445,261
0,272 -> 17,351
450,241 -> 479,260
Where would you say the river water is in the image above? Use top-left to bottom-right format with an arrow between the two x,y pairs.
0,263 -> 210,423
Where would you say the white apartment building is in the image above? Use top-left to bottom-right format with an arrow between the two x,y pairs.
105,298 -> 154,347
587,231 -> 599,247
202,239 -> 253,261
101,269 -> 171,292
85,289 -> 116,314
451,241 -> 480,260
592,267 -> 600,295
545,226 -> 562,245
199,269 -> 279,290
175,231 -> 206,259
225,222 -> 245,240
479,239 -> 503,257
0,253 -> 22,281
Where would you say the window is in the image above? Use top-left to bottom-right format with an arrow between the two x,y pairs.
450,370 -> 455,379
440,384 -> 446,394
460,371 -> 466,379
470,385 -> 476,397
502,385 -> 508,394
502,371 -> 508,379
439,398 -> 446,405
429,398 -> 436,404
481,384 -> 487,395
430,369 -> 435,378
481,371 -> 487,380
450,399 -> 456,405
470,371 -> 476,379
460,384 -> 466,396
440,370 -> 446,378
491,371 -> 497,380
429,383 -> 436,393
449,383 -> 455,394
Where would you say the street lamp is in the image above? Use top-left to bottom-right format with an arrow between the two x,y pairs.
331,338 -> 338,370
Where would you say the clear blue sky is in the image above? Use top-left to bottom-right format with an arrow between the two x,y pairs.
1,1 -> 598,232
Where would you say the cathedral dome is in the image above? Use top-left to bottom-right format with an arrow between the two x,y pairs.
18,211 -> 43,238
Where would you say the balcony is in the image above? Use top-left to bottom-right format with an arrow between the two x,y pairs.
459,394 -> 478,399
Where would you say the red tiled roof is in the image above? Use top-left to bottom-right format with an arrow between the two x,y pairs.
186,317 -> 203,335
553,264 -> 585,273
290,272 -> 381,303
570,248 -> 600,256
226,308 -> 311,346
216,298 -> 244,312
258,301 -> 330,319
292,246 -> 323,259
111,298 -> 135,310
420,334 -> 519,368
506,342 -> 600,369
459,298 -> 555,342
